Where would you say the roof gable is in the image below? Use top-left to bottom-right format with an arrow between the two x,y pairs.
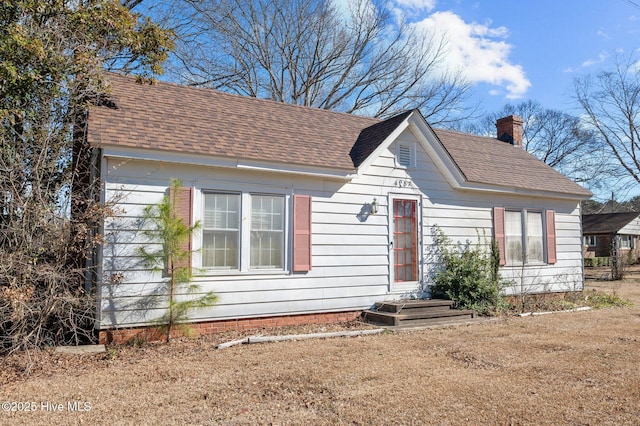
349,110 -> 413,167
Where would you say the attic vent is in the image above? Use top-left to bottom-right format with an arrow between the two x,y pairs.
397,143 -> 414,168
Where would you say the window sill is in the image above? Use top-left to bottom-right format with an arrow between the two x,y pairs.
504,262 -> 548,267
196,269 -> 290,278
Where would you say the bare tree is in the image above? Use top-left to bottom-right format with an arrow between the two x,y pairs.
469,100 -> 609,190
161,0 -> 473,124
575,53 -> 640,193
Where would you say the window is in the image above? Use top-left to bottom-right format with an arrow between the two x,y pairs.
397,143 -> 415,168
201,192 -> 297,272
250,195 -> 284,269
202,193 -> 240,269
496,208 -> 552,265
505,210 -> 523,263
527,211 -> 544,262
583,235 -> 597,247
620,235 -> 633,249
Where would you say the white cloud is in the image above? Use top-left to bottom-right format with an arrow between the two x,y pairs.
414,11 -> 531,99
581,52 -> 608,67
394,0 -> 437,12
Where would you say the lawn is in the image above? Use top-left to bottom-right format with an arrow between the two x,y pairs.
1,276 -> 639,425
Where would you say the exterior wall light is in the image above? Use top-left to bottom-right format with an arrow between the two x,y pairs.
370,198 -> 378,215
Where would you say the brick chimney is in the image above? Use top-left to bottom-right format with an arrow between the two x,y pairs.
496,115 -> 523,148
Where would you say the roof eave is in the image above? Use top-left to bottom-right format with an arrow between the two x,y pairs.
100,145 -> 354,180
457,180 -> 592,201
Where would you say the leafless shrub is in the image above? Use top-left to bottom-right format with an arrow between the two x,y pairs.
0,200 -> 115,354
0,1 -> 172,355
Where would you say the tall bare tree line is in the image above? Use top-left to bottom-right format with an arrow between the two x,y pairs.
153,0 -> 474,124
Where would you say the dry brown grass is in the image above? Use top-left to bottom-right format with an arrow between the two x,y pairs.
1,276 -> 640,425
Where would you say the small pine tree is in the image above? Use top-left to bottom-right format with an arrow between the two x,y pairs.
139,179 -> 218,341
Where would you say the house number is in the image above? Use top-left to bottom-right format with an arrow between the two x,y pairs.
395,179 -> 412,188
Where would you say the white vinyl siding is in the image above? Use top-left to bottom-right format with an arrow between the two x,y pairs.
98,127 -> 586,328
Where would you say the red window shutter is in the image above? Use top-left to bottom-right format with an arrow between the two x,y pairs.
493,207 -> 506,266
546,210 -> 557,264
293,194 -> 312,272
169,185 -> 193,272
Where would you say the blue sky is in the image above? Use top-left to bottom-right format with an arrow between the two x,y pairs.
388,0 -> 640,115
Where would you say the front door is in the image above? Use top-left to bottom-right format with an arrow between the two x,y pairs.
393,199 -> 418,283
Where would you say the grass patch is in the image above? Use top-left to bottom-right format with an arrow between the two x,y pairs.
582,290 -> 633,309
504,289 -> 633,313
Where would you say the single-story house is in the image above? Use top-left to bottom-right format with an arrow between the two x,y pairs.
86,73 -> 592,342
582,212 -> 640,260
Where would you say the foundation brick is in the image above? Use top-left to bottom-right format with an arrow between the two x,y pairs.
98,311 -> 361,344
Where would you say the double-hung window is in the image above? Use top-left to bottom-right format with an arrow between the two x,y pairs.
202,193 -> 240,269
250,195 -> 284,269
620,235 -> 633,249
526,211 -> 544,263
201,192 -> 286,271
170,187 -> 311,274
504,210 -> 544,264
505,210 -> 524,263
495,207 -> 554,265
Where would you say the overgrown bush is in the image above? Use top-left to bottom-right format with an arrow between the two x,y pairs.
430,227 -> 505,315
0,1 -> 172,355
0,202 -> 111,354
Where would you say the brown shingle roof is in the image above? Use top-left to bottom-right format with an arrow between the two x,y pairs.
88,73 -> 591,197
88,73 -> 378,171
434,129 -> 592,197
582,212 -> 640,234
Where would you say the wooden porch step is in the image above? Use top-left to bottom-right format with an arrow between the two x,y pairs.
374,299 -> 454,313
362,298 -> 477,328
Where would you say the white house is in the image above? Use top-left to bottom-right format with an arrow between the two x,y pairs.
87,74 -> 592,342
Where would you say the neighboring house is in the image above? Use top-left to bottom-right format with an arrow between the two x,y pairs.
86,74 -> 592,342
582,213 -> 640,260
